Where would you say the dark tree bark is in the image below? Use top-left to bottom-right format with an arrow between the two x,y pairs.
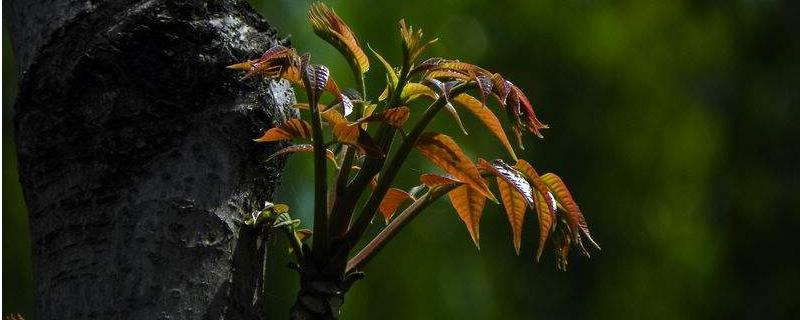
5,1 -> 295,319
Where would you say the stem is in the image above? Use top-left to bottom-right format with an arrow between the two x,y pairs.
329,73 -> 367,237
309,90 -> 329,263
346,183 -> 460,272
345,83 -> 475,247
327,62 -> 413,239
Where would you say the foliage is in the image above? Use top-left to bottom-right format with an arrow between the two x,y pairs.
230,0 -> 597,301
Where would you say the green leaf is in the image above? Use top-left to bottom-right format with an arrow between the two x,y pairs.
369,44 -> 399,93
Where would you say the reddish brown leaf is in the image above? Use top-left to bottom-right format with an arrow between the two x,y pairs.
497,177 -> 527,255
552,219 -> 572,271
301,63 -> 330,105
266,144 -> 338,167
379,188 -> 413,223
259,45 -> 292,60
228,45 -> 297,80
453,94 -> 517,160
473,73 -> 493,106
541,173 -> 599,252
409,57 -> 444,75
511,85 -> 548,138
424,69 -> 471,81
254,119 -> 312,142
419,173 -> 461,188
478,159 -> 533,206
399,19 -> 438,63
309,2 -> 369,74
448,185 -> 486,249
415,132 -> 495,201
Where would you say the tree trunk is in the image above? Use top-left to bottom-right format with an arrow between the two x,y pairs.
6,0 -> 295,319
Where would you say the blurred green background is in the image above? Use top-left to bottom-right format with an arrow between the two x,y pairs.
3,0 -> 799,319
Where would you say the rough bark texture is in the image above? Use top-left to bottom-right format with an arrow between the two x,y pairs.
6,0 -> 296,319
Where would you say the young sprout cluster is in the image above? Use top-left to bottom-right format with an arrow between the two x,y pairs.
229,2 -> 599,286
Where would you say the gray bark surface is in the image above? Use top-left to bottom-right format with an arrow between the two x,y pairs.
6,0 -> 295,319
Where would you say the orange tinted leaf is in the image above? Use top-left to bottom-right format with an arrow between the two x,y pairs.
534,190 -> 556,261
436,60 -> 489,75
415,132 -> 495,201
266,144 -> 338,168
281,63 -> 305,87
298,103 -> 349,126
331,122 -> 383,158
355,107 -> 410,128
309,2 -> 369,74
497,177 -> 527,255
541,173 -> 599,252
254,119 -> 312,142
419,173 -> 461,188
321,108 -> 347,125
332,122 -> 359,145
479,158 -> 534,255
448,185 -> 485,249
514,160 -> 554,208
514,160 -> 559,257
379,188 -> 413,223
453,94 -> 517,160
